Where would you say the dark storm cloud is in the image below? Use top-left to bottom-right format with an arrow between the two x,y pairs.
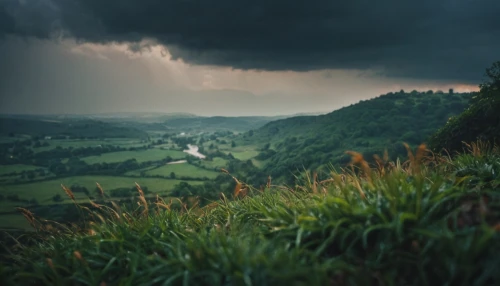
1,0 -> 499,82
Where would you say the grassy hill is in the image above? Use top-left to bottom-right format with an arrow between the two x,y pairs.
237,91 -> 473,180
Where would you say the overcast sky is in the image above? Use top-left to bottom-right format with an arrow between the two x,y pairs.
0,0 -> 498,116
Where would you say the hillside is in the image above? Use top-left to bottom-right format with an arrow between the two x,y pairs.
0,117 -> 149,139
238,91 -> 474,180
429,61 -> 500,152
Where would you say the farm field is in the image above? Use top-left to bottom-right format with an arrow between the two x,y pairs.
33,138 -> 148,153
198,157 -> 228,170
145,163 -> 219,179
0,176 -> 203,207
0,214 -> 33,230
0,164 -> 44,175
227,149 -> 260,161
80,149 -> 187,164
124,165 -> 158,176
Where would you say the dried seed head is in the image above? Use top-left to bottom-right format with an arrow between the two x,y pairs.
46,258 -> 54,269
61,184 -> 75,201
96,182 -> 105,197
73,251 -> 83,261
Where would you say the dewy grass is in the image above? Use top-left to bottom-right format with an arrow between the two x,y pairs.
1,143 -> 500,285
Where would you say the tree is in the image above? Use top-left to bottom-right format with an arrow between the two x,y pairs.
170,172 -> 176,179
231,141 -> 236,148
26,171 -> 35,180
429,61 -> 500,152
52,194 -> 63,202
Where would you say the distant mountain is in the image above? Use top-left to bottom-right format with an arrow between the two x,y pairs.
87,112 -> 198,120
238,91 -> 474,180
163,116 -> 291,132
0,117 -> 149,139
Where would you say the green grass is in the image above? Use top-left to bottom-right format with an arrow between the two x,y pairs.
145,163 -> 219,179
0,176 -> 203,207
80,149 -> 186,164
226,150 -> 260,161
251,158 -> 268,168
1,146 -> 499,285
0,214 -> 33,230
0,164 -> 44,175
33,139 -> 148,153
198,157 -> 228,170
124,166 -> 159,176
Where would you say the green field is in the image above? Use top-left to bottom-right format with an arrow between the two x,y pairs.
198,157 -> 228,170
0,176 -> 203,207
0,164 -> 44,175
227,150 -> 260,161
33,139 -> 148,153
250,158 -> 268,168
0,213 -> 33,230
81,149 -> 187,164
124,166 -> 159,176
145,163 -> 219,179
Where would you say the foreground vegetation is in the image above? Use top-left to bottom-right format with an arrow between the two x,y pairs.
1,141 -> 499,285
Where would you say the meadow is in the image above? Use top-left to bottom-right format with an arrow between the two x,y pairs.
80,149 -> 186,164
0,164 -> 44,175
145,163 -> 219,179
198,157 -> 229,170
0,176 -> 203,205
33,138 -> 148,153
228,149 -> 260,161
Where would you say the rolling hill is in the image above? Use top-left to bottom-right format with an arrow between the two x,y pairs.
237,90 -> 475,180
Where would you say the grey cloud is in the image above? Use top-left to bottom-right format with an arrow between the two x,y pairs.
1,0 -> 499,82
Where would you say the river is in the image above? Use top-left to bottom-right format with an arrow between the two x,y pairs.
183,144 -> 206,159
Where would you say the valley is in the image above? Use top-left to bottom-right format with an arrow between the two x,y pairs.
0,90 -> 474,229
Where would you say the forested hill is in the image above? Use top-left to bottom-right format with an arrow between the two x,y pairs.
238,90 -> 474,179
0,117 -> 149,139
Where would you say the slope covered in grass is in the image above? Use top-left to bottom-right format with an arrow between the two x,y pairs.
1,143 -> 499,285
